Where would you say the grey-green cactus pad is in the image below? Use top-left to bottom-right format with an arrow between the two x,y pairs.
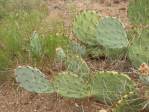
54,72 -> 90,99
56,47 -> 66,61
69,41 -> 86,57
91,71 -> 134,105
65,55 -> 90,75
96,17 -> 128,49
128,29 -> 149,68
73,10 -> 100,45
30,32 -> 42,58
16,66 -> 54,93
56,47 -> 90,76
113,95 -> 145,112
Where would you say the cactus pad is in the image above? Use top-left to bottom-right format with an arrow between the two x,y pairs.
30,31 -> 42,57
56,47 -> 90,77
16,66 -> 54,93
65,55 -> 90,75
54,72 -> 90,99
56,47 -> 66,61
91,71 -> 135,105
69,41 -> 86,57
96,17 -> 128,49
113,94 -> 144,112
73,10 -> 100,45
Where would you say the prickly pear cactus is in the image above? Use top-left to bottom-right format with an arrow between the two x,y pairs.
113,94 -> 145,112
16,66 -> 54,93
56,47 -> 66,61
65,55 -> 90,75
128,0 -> 149,24
69,41 -> 86,57
53,71 -> 90,99
73,10 -> 100,45
91,71 -> 135,105
30,31 -> 42,58
128,29 -> 149,68
96,17 -> 128,49
56,47 -> 90,77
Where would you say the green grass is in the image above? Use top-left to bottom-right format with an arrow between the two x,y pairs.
0,0 -> 68,72
128,29 -> 149,68
128,0 -> 149,25
0,50 -> 9,70
0,10 -> 47,67
42,35 -> 69,60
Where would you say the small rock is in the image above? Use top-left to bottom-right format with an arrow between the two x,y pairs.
99,109 -> 107,112
113,0 -> 120,4
119,7 -> 126,10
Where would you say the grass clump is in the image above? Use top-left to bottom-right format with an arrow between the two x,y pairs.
128,0 -> 149,25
